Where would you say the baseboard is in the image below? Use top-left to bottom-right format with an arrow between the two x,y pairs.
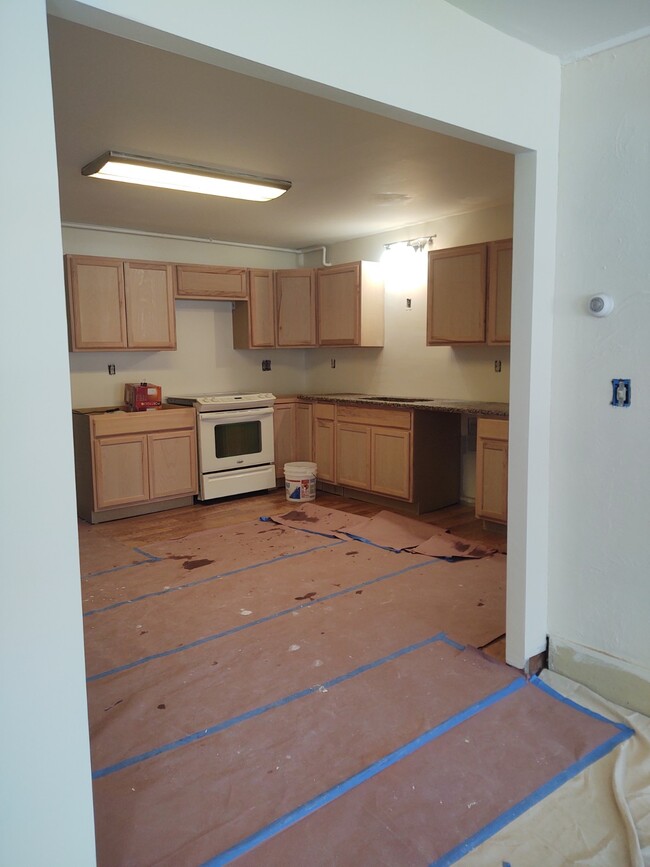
548,635 -> 650,716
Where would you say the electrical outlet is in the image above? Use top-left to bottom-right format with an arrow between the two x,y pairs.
108,364 -> 116,375
330,358 -> 336,369
406,298 -> 412,309
494,360 -> 502,373
261,359 -> 271,371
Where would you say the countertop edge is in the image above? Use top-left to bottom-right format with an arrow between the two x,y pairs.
293,394 -> 509,419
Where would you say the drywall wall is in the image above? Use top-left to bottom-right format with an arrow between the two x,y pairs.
305,204 -> 512,402
548,37 -> 650,681
62,227 -> 308,407
0,2 -> 97,865
64,204 -> 512,409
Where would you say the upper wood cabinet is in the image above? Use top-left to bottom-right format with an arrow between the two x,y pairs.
487,239 -> 512,345
427,243 -> 487,344
275,269 -> 317,347
426,240 -> 512,346
175,264 -> 248,300
65,255 -> 176,351
232,269 -> 276,349
316,261 -> 384,347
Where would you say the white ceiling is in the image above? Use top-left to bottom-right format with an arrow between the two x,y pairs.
444,0 -> 650,63
47,5 -> 650,251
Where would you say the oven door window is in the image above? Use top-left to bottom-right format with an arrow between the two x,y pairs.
214,420 -> 262,458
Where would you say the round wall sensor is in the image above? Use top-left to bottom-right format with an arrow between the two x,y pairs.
588,294 -> 614,317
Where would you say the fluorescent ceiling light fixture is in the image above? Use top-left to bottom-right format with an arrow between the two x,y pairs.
81,151 -> 291,202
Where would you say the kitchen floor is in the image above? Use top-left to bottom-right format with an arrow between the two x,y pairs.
77,489 -> 650,865
79,491 -> 508,658
79,488 -> 513,864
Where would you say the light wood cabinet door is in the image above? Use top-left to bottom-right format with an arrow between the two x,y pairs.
65,255 -> 176,351
313,404 -> 335,482
317,263 -> 360,345
275,269 -> 317,347
317,261 -> 384,347
294,402 -> 313,462
66,256 -> 127,350
475,418 -> 509,523
427,243 -> 487,344
94,434 -> 149,509
336,423 -> 371,489
124,261 -> 176,349
232,269 -> 276,348
175,264 -> 248,299
273,400 -> 296,476
487,239 -> 512,345
371,427 -> 411,500
148,429 -> 197,500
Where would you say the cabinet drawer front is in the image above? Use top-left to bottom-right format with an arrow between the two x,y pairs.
175,265 -> 248,299
312,402 -> 335,421
477,417 -> 509,441
337,405 -> 412,429
92,408 -> 196,437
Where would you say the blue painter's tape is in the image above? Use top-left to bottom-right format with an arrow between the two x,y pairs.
87,556 -> 445,682
83,540 -> 343,617
82,547 -> 163,579
201,678 -> 526,866
431,681 -> 634,866
92,632 -> 450,779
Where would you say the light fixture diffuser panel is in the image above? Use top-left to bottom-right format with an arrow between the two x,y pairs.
81,151 -> 291,202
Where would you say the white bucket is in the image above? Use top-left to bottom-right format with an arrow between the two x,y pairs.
284,462 -> 317,502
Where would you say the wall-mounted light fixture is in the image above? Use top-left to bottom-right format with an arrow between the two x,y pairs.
384,235 -> 436,254
81,151 -> 292,202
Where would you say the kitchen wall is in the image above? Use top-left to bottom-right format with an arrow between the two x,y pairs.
63,226 -> 307,406
304,203 -> 512,401
548,36 -> 650,707
64,201 -> 511,409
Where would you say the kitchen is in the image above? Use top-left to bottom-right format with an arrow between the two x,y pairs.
51,16 -> 513,519
12,3 -> 650,864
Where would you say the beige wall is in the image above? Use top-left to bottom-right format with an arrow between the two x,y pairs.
65,202 -> 512,409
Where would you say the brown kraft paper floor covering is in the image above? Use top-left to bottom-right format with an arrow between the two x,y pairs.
82,504 -> 631,866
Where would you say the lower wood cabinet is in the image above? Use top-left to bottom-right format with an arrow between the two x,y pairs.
73,406 -> 198,523
272,398 -> 314,481
336,406 -> 412,500
295,401 -> 459,512
475,417 -> 509,523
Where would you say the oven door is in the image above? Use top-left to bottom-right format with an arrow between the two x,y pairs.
198,407 -> 274,474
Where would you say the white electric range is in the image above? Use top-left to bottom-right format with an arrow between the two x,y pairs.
166,392 -> 276,501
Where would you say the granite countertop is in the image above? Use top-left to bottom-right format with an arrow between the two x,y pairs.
296,393 -> 509,418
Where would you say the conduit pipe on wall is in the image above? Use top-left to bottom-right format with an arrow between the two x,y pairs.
64,222 -> 331,266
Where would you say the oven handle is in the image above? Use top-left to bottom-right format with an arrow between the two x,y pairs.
198,407 -> 274,423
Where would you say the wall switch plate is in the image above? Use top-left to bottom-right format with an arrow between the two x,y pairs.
611,378 -> 631,407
